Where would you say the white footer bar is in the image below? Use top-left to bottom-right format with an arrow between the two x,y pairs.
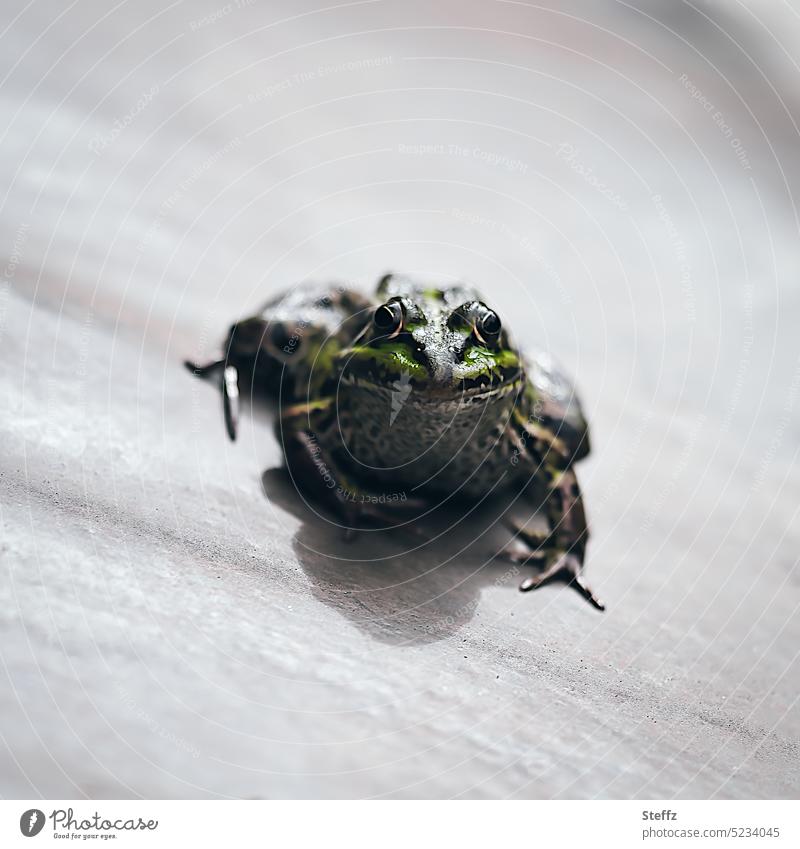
2,800 -> 796,848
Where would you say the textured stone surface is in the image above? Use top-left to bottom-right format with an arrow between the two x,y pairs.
1,0 -> 799,798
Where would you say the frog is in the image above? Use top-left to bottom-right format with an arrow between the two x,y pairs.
185,273 -> 604,610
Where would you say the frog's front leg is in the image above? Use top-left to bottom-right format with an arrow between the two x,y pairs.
185,358 -> 241,441
278,400 -> 424,539
502,463 -> 604,611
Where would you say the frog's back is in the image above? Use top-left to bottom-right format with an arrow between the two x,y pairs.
228,282 -> 373,400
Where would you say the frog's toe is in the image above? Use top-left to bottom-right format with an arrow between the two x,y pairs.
502,517 -> 550,550
222,365 -> 239,441
497,545 -> 546,567
519,551 -> 605,612
570,573 -> 605,611
184,357 -> 224,377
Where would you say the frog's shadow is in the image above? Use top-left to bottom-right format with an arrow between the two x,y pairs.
260,468 -> 526,646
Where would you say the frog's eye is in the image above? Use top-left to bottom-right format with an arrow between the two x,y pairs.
373,300 -> 404,336
271,323 -> 298,354
474,308 -> 502,345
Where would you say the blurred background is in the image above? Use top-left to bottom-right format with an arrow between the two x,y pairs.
1,0 -> 799,798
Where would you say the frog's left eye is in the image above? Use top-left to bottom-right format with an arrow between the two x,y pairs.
373,300 -> 404,336
474,308 -> 502,345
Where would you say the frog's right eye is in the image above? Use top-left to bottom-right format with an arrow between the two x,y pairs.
271,323 -> 298,353
373,301 -> 404,336
474,307 -> 501,345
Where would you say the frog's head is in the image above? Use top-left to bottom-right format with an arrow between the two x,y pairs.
339,274 -> 522,397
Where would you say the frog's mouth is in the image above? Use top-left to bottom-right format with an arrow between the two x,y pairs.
337,343 -> 523,399
340,356 -> 523,401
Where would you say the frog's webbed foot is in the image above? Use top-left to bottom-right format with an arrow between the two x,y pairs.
519,550 -> 603,610
523,552 -> 603,610
184,358 -> 240,441
499,541 -> 605,611
499,465 -> 605,611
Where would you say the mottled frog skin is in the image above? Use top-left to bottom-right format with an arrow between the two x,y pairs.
187,273 -> 603,609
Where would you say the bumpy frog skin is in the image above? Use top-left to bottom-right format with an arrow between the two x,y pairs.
186,273 -> 603,610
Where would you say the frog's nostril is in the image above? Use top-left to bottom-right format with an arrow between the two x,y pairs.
409,333 -> 427,362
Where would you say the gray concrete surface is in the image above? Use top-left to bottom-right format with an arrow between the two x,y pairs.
1,0 -> 799,798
